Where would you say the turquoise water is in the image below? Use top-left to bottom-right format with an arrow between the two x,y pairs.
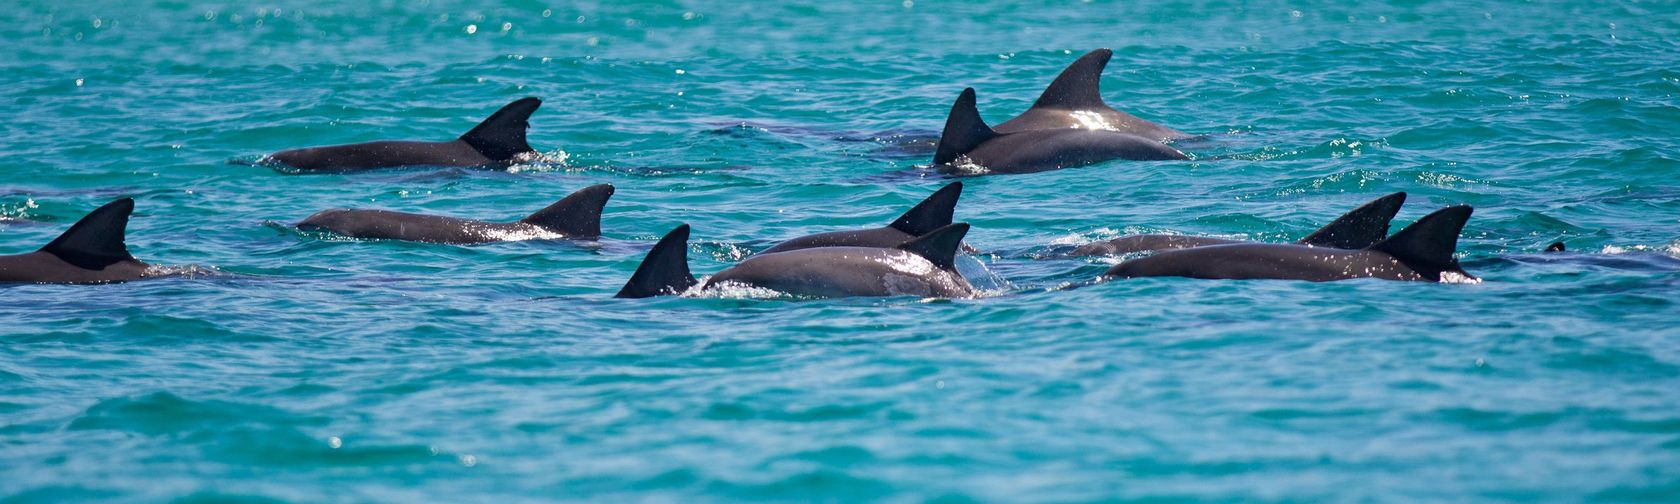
4,0 -> 1680,501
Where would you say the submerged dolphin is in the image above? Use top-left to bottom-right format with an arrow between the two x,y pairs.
296,184 -> 613,244
1103,206 -> 1477,282
263,97 -> 543,172
933,88 -> 1187,175
758,182 -> 963,255
992,48 -> 1186,141
616,223 -> 976,299
1073,192 -> 1408,256
0,198 -> 153,284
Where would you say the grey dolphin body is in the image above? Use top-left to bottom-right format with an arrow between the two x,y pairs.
933,88 -> 1187,175
264,97 -> 542,172
616,223 -> 976,299
1103,206 -> 1476,282
0,198 -> 153,284
992,48 -> 1187,141
1073,192 -> 1408,256
758,182 -> 962,254
296,184 -> 613,244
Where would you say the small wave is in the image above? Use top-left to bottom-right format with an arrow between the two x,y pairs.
697,241 -> 756,262
1603,242 -> 1680,259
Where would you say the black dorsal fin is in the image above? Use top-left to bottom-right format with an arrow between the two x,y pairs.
458,97 -> 541,161
1298,192 -> 1408,249
615,224 -> 698,298
895,222 -> 970,271
40,198 -> 137,270
520,184 -> 614,238
933,88 -> 997,165
1031,48 -> 1112,109
1545,242 -> 1566,253
1368,205 -> 1474,280
888,182 -> 963,236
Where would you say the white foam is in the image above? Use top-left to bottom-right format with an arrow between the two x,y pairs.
945,156 -> 990,176
683,279 -> 795,300
474,225 -> 568,242
1439,271 -> 1483,284
506,149 -> 570,173
141,264 -> 217,278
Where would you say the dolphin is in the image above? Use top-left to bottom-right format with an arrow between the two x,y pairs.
933,88 -> 1187,175
0,198 -> 153,284
992,48 -> 1187,141
616,223 -> 976,299
758,182 -> 962,255
1073,192 -> 1408,256
296,184 -> 613,244
263,97 -> 543,172
1102,206 -> 1477,282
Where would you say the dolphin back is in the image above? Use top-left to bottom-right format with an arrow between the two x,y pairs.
895,223 -> 970,271
1029,48 -> 1111,110
1297,192 -> 1407,249
1367,205 -> 1475,281
616,224 -> 699,298
889,182 -> 963,236
521,184 -> 614,238
459,97 -> 542,161
933,88 -> 997,165
40,198 -> 137,270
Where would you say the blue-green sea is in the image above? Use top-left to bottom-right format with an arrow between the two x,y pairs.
4,1 -> 1680,501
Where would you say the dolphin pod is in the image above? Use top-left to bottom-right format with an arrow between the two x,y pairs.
262,97 -> 544,172
6,49 -> 1526,293
933,88 -> 1188,175
616,223 -> 976,299
1103,206 -> 1477,282
1073,192 -> 1408,256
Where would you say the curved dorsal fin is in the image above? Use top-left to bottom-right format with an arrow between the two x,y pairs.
459,97 -> 541,161
41,198 -> 136,270
520,184 -> 614,238
1031,48 -> 1112,110
895,222 -> 970,271
1368,206 -> 1474,280
1298,192 -> 1407,249
889,182 -> 963,236
615,224 -> 699,298
933,88 -> 996,165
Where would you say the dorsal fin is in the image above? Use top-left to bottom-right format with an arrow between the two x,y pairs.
1298,192 -> 1407,249
1031,48 -> 1112,109
1368,205 -> 1474,280
1545,241 -> 1566,253
40,198 -> 137,270
458,97 -> 541,161
933,88 -> 997,165
615,224 -> 699,298
520,184 -> 614,238
888,182 -> 963,236
895,222 -> 970,271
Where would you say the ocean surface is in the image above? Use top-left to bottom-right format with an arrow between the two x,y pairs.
4,0 -> 1680,501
